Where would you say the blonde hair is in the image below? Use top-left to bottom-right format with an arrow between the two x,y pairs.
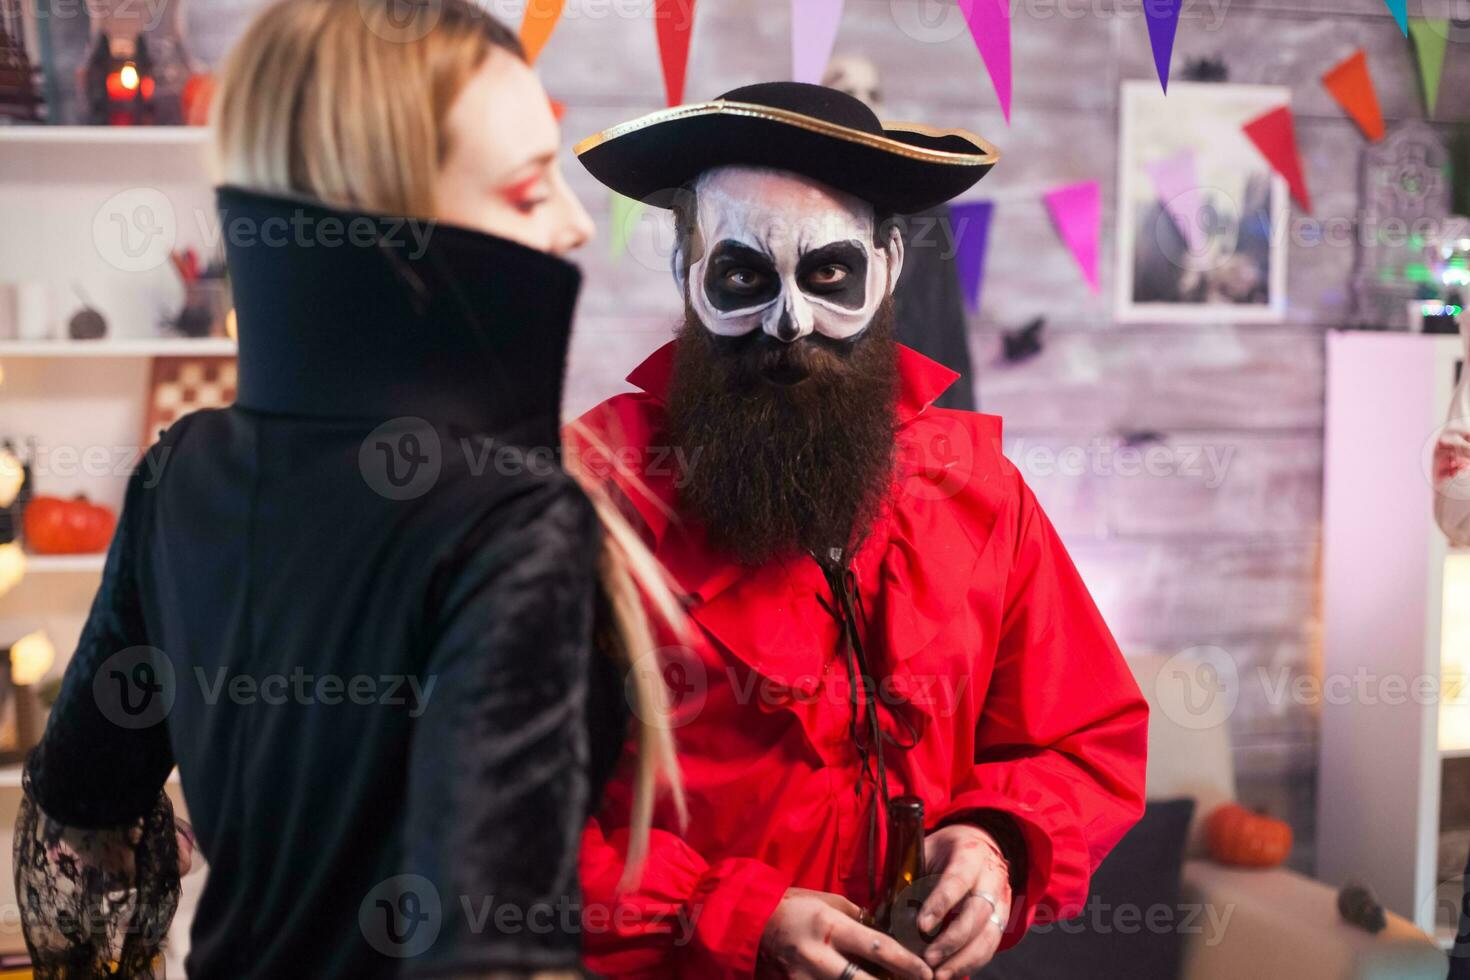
212,0 -> 685,885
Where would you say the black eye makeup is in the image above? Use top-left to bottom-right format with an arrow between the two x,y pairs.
797,241 -> 868,309
705,240 -> 781,311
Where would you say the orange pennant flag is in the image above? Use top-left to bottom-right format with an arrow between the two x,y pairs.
520,0 -> 566,64
1322,49 -> 1385,142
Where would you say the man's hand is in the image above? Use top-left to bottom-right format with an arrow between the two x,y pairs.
917,825 -> 1012,980
760,887 -> 933,980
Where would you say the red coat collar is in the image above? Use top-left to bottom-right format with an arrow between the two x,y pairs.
624,339 -> 961,422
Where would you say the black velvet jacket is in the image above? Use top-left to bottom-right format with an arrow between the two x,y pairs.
19,187 -> 626,978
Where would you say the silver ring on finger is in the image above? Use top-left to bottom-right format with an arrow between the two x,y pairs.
972,889 -> 999,909
989,908 -> 1008,928
838,961 -> 861,980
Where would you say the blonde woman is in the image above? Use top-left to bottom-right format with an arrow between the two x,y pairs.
14,1 -> 681,977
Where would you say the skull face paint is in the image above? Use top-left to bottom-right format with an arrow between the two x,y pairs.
676,166 -> 904,343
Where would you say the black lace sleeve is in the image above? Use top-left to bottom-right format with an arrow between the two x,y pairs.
14,459 -> 179,975
13,773 -> 180,979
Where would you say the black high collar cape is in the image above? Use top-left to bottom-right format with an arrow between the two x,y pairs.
221,185 -> 582,445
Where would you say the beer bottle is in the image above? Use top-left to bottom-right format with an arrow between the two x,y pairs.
858,796 -> 927,979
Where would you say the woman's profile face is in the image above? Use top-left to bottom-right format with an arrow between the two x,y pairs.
434,48 -> 595,256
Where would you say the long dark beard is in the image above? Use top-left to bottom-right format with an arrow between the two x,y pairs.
665,300 -> 900,566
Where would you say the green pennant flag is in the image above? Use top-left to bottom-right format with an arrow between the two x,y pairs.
1409,19 -> 1449,117
609,192 -> 645,261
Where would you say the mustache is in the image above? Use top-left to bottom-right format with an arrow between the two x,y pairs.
710,326 -> 875,389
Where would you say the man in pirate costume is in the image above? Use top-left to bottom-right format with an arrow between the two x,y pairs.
568,83 -> 1148,980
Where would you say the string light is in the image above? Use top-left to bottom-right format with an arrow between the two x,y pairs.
8,630 -> 54,687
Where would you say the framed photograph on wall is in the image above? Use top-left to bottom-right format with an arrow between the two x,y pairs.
1116,80 -> 1289,323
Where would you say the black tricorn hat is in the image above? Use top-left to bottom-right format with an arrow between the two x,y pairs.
574,81 -> 999,215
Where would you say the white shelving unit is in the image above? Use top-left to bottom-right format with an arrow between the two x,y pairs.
1317,330 -> 1467,938
0,124 -> 221,968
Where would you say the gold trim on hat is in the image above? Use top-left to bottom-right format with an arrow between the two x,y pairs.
573,100 -> 1000,167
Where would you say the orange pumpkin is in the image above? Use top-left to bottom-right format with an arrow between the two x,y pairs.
23,495 -> 117,555
1205,802 -> 1293,868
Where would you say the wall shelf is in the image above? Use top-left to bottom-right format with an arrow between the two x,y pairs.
0,126 -> 208,147
0,339 -> 235,359
21,555 -> 106,575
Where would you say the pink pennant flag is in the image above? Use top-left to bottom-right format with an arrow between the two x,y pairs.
792,0 -> 845,85
1145,149 -> 1205,254
1043,181 -> 1101,294
959,0 -> 1012,124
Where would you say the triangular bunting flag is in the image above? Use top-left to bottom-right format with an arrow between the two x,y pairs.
1143,0 -> 1183,92
655,0 -> 698,107
609,192 -> 645,261
1322,49 -> 1385,142
792,0 -> 844,85
1242,105 -> 1312,212
948,201 -> 994,312
1384,0 -> 1408,35
959,0 -> 1012,124
1409,19 -> 1449,118
519,0 -> 566,64
1144,149 -> 1205,254
1042,181 -> 1100,295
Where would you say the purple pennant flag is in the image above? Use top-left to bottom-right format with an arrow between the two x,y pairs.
1144,0 -> 1184,92
949,201 -> 994,313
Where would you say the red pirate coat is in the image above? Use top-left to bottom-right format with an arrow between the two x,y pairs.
568,341 -> 1148,979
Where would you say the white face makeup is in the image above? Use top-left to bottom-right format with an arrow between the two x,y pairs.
675,166 -> 904,343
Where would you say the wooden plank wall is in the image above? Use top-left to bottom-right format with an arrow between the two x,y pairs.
75,0 -> 1461,873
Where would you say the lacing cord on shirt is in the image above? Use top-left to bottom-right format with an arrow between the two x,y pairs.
813,547 -> 920,903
